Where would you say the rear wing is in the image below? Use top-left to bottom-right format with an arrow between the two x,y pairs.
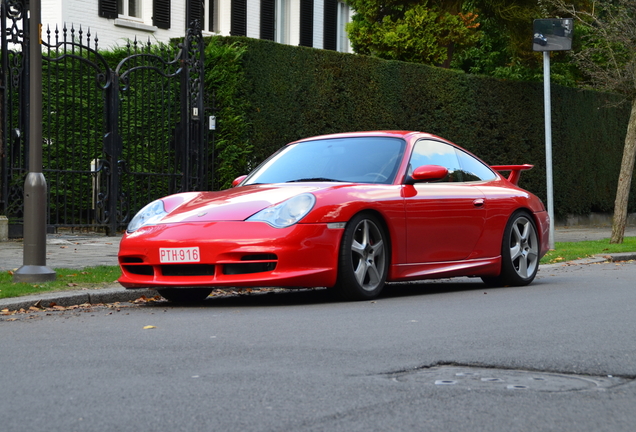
490,164 -> 533,186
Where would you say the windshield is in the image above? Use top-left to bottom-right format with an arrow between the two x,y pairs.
243,137 -> 406,185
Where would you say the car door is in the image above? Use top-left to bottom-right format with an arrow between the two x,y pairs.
404,140 -> 487,263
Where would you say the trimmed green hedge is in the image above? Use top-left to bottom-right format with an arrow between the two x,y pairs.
206,36 -> 632,218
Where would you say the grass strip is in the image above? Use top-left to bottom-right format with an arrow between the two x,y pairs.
0,265 -> 121,300
1,237 -> 635,300
540,237 -> 636,264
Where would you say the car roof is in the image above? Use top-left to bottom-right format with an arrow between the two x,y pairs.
290,131 -> 443,144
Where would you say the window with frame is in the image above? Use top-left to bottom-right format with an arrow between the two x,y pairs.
275,0 -> 290,43
203,0 -> 218,32
187,0 -> 216,32
336,1 -> 349,52
409,140 -> 497,183
455,149 -> 497,182
118,0 -> 141,18
261,0 -> 289,43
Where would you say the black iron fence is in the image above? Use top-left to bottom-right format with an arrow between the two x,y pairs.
1,0 -> 210,236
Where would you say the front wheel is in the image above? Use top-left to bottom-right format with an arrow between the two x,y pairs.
157,288 -> 212,303
482,211 -> 539,287
332,213 -> 389,300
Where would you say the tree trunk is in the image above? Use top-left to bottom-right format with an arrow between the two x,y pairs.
610,97 -> 636,244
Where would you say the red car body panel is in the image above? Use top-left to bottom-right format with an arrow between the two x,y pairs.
118,131 -> 550,291
119,222 -> 342,288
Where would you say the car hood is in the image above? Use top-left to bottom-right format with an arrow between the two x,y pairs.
158,184 -> 330,224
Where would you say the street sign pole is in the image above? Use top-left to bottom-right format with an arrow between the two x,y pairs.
13,0 -> 56,282
533,18 -> 573,250
543,51 -> 556,250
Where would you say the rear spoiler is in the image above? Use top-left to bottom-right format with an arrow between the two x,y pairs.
490,164 -> 533,186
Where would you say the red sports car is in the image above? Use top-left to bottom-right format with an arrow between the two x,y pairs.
118,131 -> 550,302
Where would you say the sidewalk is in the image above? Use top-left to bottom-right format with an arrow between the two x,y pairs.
2,226 -> 636,311
1,232 -> 158,311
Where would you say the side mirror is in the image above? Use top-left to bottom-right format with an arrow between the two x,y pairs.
407,165 -> 449,185
232,175 -> 247,187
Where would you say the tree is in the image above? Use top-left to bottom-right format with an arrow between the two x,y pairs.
547,0 -> 636,243
346,0 -> 480,67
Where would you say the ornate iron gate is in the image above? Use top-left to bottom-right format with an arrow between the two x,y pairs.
1,0 -> 209,236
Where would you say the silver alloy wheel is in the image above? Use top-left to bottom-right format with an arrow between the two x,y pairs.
350,219 -> 386,291
509,215 -> 539,279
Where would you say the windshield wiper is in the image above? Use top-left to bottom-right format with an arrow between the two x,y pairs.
287,177 -> 342,183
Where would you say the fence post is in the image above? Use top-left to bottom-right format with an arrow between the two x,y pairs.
103,69 -> 121,236
181,20 -> 206,192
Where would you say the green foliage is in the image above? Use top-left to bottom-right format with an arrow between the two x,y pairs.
205,37 -> 633,219
0,266 -> 121,299
346,0 -> 481,66
455,6 -> 585,87
204,37 -> 252,189
545,0 -> 636,97
540,237 -> 636,264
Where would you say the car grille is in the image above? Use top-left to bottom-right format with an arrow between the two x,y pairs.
223,254 -> 278,275
121,254 -> 278,277
123,264 -> 154,276
161,264 -> 216,276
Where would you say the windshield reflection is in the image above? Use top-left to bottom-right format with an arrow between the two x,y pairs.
244,137 -> 406,185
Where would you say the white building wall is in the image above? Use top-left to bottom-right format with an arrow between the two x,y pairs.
41,0 -> 188,49
41,0 -> 64,35
39,0 -> 350,51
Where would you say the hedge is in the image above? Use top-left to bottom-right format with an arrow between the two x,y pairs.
205,36 -> 632,218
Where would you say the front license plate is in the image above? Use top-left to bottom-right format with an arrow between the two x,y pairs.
159,247 -> 200,263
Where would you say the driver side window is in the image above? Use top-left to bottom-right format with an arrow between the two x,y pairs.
408,140 -> 462,182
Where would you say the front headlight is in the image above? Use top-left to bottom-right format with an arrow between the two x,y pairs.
246,193 -> 316,228
127,199 -> 168,233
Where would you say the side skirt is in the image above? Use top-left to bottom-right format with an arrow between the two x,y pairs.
389,257 -> 502,282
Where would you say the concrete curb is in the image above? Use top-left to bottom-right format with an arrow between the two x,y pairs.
540,252 -> 636,269
0,287 -> 158,312
2,253 -> 635,312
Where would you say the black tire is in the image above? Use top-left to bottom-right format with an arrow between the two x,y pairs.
157,288 -> 212,303
332,213 -> 389,300
482,211 -> 540,287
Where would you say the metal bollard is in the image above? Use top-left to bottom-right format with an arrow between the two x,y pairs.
0,216 -> 8,242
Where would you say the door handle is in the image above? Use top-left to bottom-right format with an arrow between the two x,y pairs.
473,198 -> 485,207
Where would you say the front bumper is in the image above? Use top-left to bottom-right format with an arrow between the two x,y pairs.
118,221 -> 343,289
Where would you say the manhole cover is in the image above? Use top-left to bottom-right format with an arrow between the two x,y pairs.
391,366 -> 626,392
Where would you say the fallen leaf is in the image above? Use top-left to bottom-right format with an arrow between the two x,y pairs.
67,283 -> 78,287
143,325 -> 157,330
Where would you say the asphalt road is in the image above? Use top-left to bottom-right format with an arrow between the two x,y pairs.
1,260 -> 635,432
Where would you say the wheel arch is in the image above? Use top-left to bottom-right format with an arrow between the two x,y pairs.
345,209 -> 394,262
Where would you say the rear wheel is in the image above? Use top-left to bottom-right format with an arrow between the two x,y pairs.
482,211 -> 539,287
157,288 -> 212,303
333,213 -> 389,300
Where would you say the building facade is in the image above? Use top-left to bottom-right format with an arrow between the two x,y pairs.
40,0 -> 352,51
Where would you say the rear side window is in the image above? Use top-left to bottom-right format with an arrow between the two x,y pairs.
455,149 -> 497,182
408,140 -> 496,182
